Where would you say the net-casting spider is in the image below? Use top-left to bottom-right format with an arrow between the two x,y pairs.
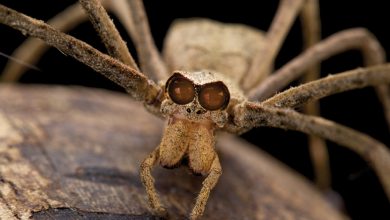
0,0 -> 390,219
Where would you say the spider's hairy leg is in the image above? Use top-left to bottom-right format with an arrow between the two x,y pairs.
249,28 -> 385,101
0,4 -> 161,107
263,64 -> 390,108
186,123 -> 220,219
299,0 -> 332,191
140,147 -> 167,217
249,26 -> 390,130
260,64 -> 390,198
0,2 -> 91,82
237,64 -> 390,200
300,0 -> 321,91
1,0 -> 167,83
377,85 -> 390,130
234,102 -> 390,200
300,0 -> 321,87
242,0 -> 306,89
300,0 -> 320,55
248,20 -> 386,192
113,0 -> 167,81
79,0 -> 138,69
190,155 -> 222,220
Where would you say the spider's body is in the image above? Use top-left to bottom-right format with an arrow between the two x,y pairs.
156,18 -> 261,181
1,0 -> 390,219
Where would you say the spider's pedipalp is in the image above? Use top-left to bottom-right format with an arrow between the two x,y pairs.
140,147 -> 168,217
190,155 -> 221,220
233,102 -> 390,200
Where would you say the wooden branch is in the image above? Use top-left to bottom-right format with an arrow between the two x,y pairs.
0,85 -> 345,219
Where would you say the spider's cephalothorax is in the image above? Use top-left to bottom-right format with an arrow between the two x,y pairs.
163,71 -> 238,125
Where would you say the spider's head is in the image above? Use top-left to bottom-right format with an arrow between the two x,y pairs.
161,71 -> 230,128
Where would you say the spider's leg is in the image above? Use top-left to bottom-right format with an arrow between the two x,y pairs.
300,0 -> 321,92
234,102 -> 390,200
79,0 -> 138,69
300,0 -> 321,58
376,85 -> 390,131
190,155 -> 222,220
109,0 -> 168,81
1,2 -> 94,82
1,0 -> 167,82
262,64 -> 390,194
263,64 -> 390,108
249,27 -> 390,132
241,0 -> 306,90
0,5 -> 161,107
249,28 -> 385,101
307,129 -> 331,191
140,147 -> 167,217
300,0 -> 321,87
299,0 -> 332,191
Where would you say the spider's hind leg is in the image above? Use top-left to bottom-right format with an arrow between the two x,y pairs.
238,65 -> 390,200
299,0 -> 332,192
242,0 -> 306,90
248,27 -> 389,196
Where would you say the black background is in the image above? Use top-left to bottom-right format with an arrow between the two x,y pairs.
0,1 -> 389,219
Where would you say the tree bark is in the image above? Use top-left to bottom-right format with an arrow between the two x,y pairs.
0,85 -> 346,220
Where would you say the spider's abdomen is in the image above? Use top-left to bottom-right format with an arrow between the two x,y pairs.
163,18 -> 270,83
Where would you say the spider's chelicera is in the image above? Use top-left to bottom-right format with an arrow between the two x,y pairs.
1,0 -> 390,219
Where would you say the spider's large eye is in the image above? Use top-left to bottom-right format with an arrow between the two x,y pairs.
167,75 -> 195,105
199,82 -> 230,111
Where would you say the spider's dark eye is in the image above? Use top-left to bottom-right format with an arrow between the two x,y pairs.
167,75 -> 195,105
199,82 -> 230,111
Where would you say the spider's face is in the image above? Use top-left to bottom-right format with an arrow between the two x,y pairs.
161,71 -> 230,127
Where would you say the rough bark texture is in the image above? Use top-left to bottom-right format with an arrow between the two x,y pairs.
0,85 -> 345,220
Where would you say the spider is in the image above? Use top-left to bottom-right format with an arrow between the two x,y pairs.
0,0 -> 390,219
